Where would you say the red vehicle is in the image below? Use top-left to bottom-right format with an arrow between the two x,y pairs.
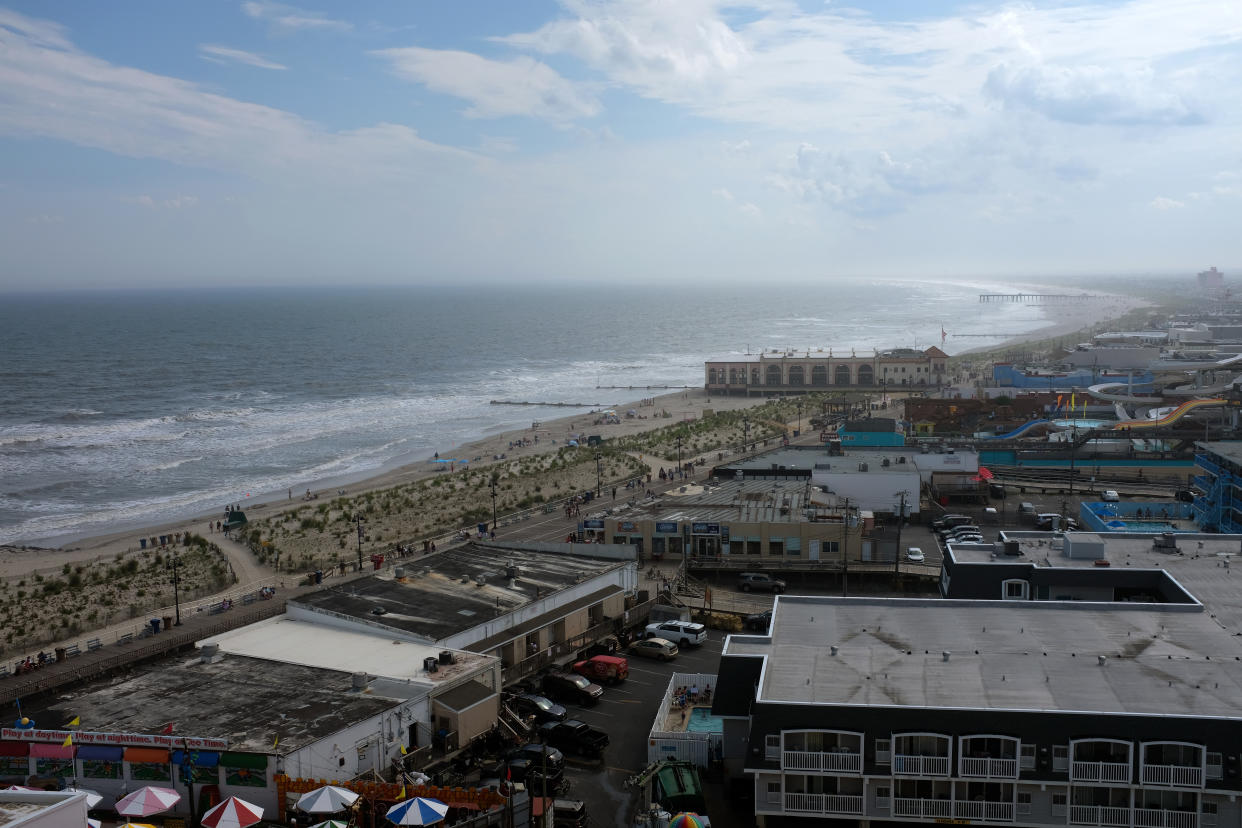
571,654 -> 628,685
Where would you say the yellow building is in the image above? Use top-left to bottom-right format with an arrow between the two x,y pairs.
705,346 -> 948,396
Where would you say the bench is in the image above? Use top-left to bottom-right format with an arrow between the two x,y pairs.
0,664 -> 9,678
136,627 -> 153,640
208,602 -> 226,615
116,633 -> 134,646
242,593 -> 256,605
63,644 -> 81,658
86,638 -> 103,652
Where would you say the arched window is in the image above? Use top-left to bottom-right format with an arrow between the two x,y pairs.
766,365 -> 783,386
857,365 -> 874,386
788,366 -> 804,386
811,365 -> 828,386
835,365 -> 852,386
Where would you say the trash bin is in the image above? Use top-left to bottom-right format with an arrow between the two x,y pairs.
54,647 -> 66,663
163,615 -> 173,630
150,618 -> 161,634
139,537 -> 147,549
159,535 -> 167,546
314,569 -> 323,584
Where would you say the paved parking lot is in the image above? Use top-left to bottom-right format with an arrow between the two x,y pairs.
548,631 -> 730,826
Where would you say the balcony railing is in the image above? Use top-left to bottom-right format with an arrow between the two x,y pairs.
893,754 -> 951,776
1070,805 -> 1132,827
955,800 -> 1016,822
784,793 -> 864,815
1135,809 -> 1198,828
894,798 -> 953,819
1073,760 -> 1132,783
1142,765 -> 1204,788
961,757 -> 1019,779
782,750 -> 862,774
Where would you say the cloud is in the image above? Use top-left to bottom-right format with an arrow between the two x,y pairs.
983,62 -> 1203,126
373,47 -> 599,123
120,195 -> 199,209
241,1 -> 351,33
1149,196 -> 1185,210
712,187 -> 733,201
198,44 -> 287,71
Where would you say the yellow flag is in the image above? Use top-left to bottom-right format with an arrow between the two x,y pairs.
1071,394 -> 1076,411
272,735 -> 279,749
399,744 -> 407,755
62,733 -> 73,748
68,716 -> 80,727
398,785 -> 406,799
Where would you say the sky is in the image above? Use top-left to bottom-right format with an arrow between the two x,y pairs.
0,0 -> 1239,289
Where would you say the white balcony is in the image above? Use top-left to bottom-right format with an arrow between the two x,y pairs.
894,797 -> 954,819
1134,809 -> 1198,828
955,800 -> 1016,822
1142,765 -> 1204,788
1070,805 -> 1132,827
1073,761 -> 1132,783
782,750 -> 862,774
784,792 -> 864,815
961,757 -> 1019,779
893,754 -> 951,776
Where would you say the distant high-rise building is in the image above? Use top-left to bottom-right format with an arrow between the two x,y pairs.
1197,266 -> 1224,291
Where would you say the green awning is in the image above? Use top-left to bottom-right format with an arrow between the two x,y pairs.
220,752 -> 267,770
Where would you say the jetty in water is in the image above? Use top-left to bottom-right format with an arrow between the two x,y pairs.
979,293 -> 1102,303
490,400 -> 601,407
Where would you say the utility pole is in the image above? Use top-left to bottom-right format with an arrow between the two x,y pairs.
796,399 -> 804,435
490,474 -> 499,531
893,491 -> 909,583
167,551 -> 183,626
841,498 -> 851,597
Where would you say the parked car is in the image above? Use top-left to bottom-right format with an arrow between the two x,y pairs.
1035,514 -> 1079,531
644,620 -> 707,646
629,637 -> 679,661
1102,490 -> 1120,502
508,693 -> 567,724
744,610 -> 773,632
989,482 -> 1007,499
905,547 -> 925,562
504,743 -> 565,790
538,719 -> 610,758
1176,489 -> 1196,503
551,799 -> 588,828
541,671 -> 603,706
932,514 -> 975,530
944,527 -> 983,540
938,524 -> 978,537
738,572 -> 786,593
572,654 -> 628,685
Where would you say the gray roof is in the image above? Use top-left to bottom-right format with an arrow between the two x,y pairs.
295,542 -> 627,643
434,680 -> 495,712
725,595 -> 1242,718
19,652 -> 399,753
1199,441 -> 1242,466
618,479 -> 817,525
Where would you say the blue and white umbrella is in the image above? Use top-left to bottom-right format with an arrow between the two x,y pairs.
386,797 -> 448,826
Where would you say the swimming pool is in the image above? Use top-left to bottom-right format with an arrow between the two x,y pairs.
1050,419 -> 1112,429
686,707 -> 723,733
1109,520 -> 1180,532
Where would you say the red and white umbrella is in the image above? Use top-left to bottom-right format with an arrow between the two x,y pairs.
115,787 -> 182,817
4,786 -> 42,792
201,796 -> 264,828
63,788 -> 103,809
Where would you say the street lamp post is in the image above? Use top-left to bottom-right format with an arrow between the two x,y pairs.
675,435 -> 684,479
893,490 -> 910,582
355,513 -> 365,572
796,399 -> 804,435
490,474 -> 499,531
167,551 -> 183,626
594,454 -> 602,498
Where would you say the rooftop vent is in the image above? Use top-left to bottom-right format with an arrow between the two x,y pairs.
439,650 -> 455,665
200,643 -> 220,664
1098,655 -> 1107,666
352,671 -> 370,690
943,651 -> 951,662
460,574 -> 470,583
858,463 -> 868,472
830,645 -> 839,656
475,575 -> 487,586
1154,532 -> 1179,551
423,657 -> 438,674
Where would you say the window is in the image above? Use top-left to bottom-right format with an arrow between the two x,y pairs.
769,539 -> 784,556
1202,802 -> 1218,826
1053,745 -> 1069,772
1021,744 -> 1036,770
765,735 -> 780,761
876,785 -> 891,808
1017,793 -> 1032,815
786,537 -> 801,554
1052,792 -> 1067,816
1003,579 -> 1029,600
766,781 -> 781,805
824,541 -> 840,554
875,738 -> 891,765
1207,752 -> 1223,780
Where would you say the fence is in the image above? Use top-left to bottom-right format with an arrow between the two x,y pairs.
647,672 -> 721,767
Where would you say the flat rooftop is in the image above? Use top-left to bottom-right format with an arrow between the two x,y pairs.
952,532 -> 1242,631
619,479 -> 821,524
200,616 -> 494,686
19,652 -> 399,753
295,542 -> 627,642
724,595 -> 1242,718
1199,441 -> 1242,465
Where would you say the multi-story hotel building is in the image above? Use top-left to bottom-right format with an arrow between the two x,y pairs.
713,529 -> 1242,828
705,347 -> 949,396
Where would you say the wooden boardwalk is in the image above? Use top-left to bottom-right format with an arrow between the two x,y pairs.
979,293 -> 1101,303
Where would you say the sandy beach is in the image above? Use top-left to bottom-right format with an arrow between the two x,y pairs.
0,289 -> 1152,584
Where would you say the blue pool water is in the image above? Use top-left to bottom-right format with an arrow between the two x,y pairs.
687,708 -> 723,733
1106,520 -> 1180,532
1050,419 -> 1112,429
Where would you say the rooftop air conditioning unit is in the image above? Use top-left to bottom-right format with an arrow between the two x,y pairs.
858,463 -> 868,472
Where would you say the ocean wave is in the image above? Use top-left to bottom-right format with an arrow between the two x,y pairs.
138,455 -> 204,473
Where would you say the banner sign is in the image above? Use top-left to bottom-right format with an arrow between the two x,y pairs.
655,522 -> 678,534
691,523 -> 720,535
2,728 -> 228,750
582,520 -> 605,529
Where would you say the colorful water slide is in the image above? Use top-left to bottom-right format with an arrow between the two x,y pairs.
986,419 -> 1053,440
1113,398 -> 1226,429
1086,382 -> 1163,404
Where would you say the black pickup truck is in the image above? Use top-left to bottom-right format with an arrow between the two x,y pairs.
538,719 -> 610,758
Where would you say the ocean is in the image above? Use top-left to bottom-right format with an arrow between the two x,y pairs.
0,279 -> 1055,545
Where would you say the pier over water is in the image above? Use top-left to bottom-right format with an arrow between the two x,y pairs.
979,293 -> 1101,303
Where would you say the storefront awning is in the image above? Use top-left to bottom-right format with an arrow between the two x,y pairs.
172,750 -> 220,768
0,742 -> 29,757
220,752 -> 267,770
123,748 -> 170,764
76,745 -> 124,761
29,743 -> 75,760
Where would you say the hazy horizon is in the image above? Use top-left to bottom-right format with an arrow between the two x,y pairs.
0,1 -> 1238,290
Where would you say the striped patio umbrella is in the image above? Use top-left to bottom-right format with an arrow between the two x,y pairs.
62,788 -> 103,809
386,797 -> 448,826
309,820 -> 350,828
668,814 -> 706,828
200,796 -> 264,828
296,785 -> 360,813
115,787 -> 181,817
118,823 -> 159,828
